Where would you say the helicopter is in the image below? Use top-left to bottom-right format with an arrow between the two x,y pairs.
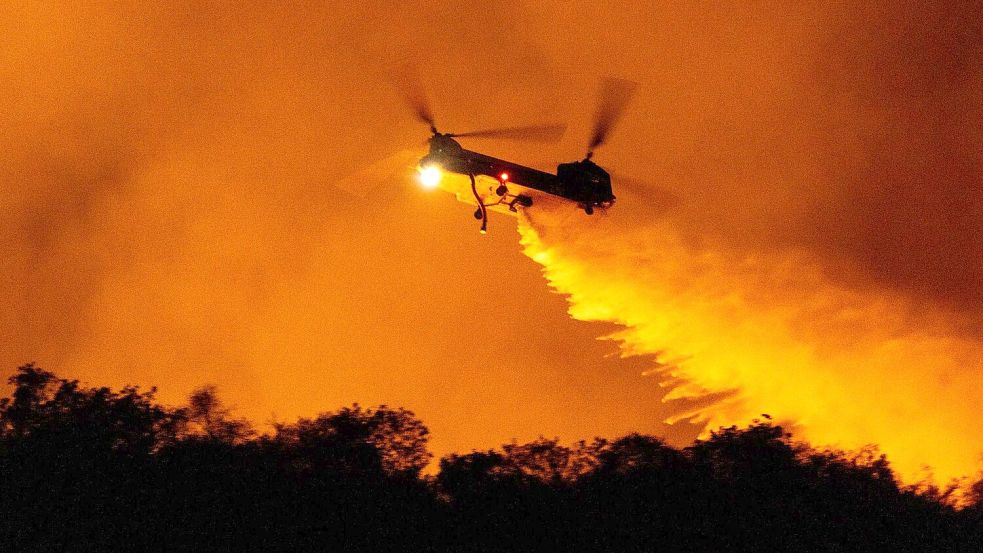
406,78 -> 638,232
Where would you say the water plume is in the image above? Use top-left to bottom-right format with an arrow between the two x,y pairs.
516,203 -> 983,488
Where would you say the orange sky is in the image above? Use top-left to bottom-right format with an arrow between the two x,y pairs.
2,2 -> 981,471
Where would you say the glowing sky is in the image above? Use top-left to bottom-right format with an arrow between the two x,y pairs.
2,2 -> 980,473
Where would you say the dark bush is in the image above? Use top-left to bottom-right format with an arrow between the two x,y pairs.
1,365 -> 980,552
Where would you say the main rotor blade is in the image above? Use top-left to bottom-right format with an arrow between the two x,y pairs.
451,123 -> 567,143
588,78 -> 639,153
392,64 -> 437,131
609,170 -> 680,214
334,148 -> 426,198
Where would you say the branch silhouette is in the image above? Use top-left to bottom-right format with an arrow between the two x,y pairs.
0,364 -> 979,552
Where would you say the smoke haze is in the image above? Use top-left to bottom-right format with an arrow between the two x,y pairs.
2,2 -> 981,480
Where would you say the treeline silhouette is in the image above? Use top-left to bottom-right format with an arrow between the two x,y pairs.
1,364 -> 981,552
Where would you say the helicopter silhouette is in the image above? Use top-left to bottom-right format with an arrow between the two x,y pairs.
405,78 -> 638,233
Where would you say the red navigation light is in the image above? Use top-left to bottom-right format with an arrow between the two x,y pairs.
499,172 -> 509,182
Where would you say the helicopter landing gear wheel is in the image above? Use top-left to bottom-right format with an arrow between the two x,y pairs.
473,208 -> 483,220
584,205 -> 594,215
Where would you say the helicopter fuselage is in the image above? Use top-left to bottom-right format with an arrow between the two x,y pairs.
419,134 -> 615,213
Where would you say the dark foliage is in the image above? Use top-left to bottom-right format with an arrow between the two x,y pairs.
0,364 -> 980,552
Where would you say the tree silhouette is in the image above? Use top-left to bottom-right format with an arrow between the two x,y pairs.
0,364 -> 179,550
180,384 -> 254,443
0,364 -> 981,552
273,404 -> 432,478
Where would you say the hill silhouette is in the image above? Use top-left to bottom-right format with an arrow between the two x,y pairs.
1,364 -> 980,552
